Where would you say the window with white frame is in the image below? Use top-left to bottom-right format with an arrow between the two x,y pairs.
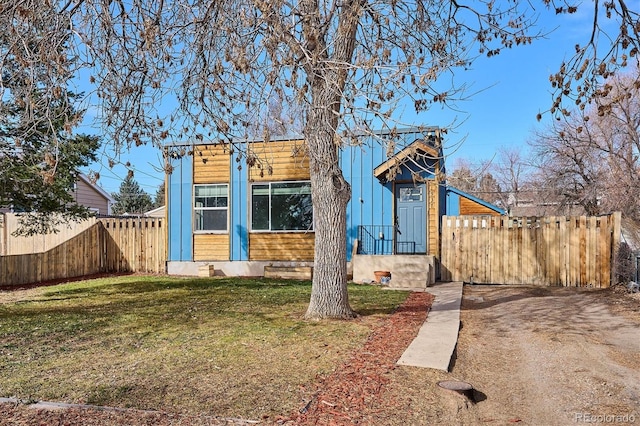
251,181 -> 313,231
194,184 -> 228,231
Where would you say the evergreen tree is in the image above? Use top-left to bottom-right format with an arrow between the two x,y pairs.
153,182 -> 165,208
0,5 -> 99,235
111,176 -> 153,215
0,91 -> 100,235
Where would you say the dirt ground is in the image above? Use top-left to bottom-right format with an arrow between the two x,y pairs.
383,284 -> 640,426
1,285 -> 639,425
452,284 -> 640,425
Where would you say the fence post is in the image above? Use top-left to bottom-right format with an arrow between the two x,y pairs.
0,212 -> 5,256
611,211 -> 622,286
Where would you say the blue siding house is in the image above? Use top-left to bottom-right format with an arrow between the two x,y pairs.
165,127 -> 503,279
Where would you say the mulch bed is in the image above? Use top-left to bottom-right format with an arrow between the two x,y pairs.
0,291 -> 434,426
280,291 -> 434,425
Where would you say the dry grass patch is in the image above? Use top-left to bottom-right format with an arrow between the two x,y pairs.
0,275 -> 408,421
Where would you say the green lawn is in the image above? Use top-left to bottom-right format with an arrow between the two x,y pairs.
0,275 -> 408,419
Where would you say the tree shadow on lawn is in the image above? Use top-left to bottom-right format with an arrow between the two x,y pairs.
0,278 -> 405,337
2,280 -> 308,320
0,280 -> 413,419
42,276 -> 310,297
35,277 -> 405,317
0,272 -> 133,293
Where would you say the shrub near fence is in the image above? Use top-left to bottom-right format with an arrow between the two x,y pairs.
0,218 -> 166,287
440,213 -> 621,288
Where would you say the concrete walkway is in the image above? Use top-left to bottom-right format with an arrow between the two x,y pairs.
397,281 -> 463,371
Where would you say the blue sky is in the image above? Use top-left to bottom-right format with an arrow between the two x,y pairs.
82,6 -> 594,196
417,7 -> 594,166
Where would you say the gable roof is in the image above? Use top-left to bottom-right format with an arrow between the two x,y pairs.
373,138 -> 441,181
78,173 -> 115,204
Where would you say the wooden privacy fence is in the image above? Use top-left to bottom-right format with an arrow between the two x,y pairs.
0,213 -> 99,256
0,217 -> 166,287
440,213 -> 621,288
100,217 -> 166,273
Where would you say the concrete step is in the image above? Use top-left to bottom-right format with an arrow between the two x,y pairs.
389,280 -> 429,287
393,271 -> 430,281
389,272 -> 429,287
387,280 -> 428,289
352,254 -> 436,286
386,274 -> 429,288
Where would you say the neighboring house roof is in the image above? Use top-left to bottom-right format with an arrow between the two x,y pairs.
446,186 -> 506,215
74,173 -> 115,215
507,190 -> 587,217
509,204 -> 586,217
144,205 -> 165,218
77,173 -> 115,204
1,173 -> 115,215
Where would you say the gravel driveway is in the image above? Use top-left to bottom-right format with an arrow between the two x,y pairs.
451,285 -> 640,425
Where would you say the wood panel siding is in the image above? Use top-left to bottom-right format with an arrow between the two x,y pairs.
194,144 -> 231,183
459,197 -> 502,216
264,266 -> 313,280
193,234 -> 230,261
247,140 -> 310,182
249,232 -> 315,261
427,180 -> 440,256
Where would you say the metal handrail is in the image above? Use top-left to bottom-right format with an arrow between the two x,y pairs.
357,225 -> 395,255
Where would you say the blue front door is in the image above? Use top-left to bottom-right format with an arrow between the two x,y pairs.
395,183 -> 427,254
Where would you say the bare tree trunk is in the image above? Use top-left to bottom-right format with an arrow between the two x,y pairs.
300,0 -> 362,320
304,89 -> 355,320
